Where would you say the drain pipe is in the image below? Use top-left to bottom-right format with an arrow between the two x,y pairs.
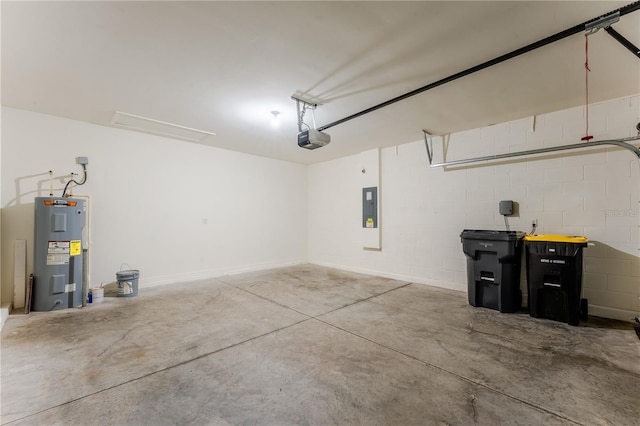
317,1 -> 640,132
82,248 -> 88,307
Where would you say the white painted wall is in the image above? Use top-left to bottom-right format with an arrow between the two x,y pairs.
0,101 -> 7,328
309,95 -> 640,322
1,107 -> 308,305
2,96 -> 638,322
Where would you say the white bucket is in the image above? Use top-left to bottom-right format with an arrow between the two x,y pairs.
91,287 -> 104,302
116,270 -> 139,297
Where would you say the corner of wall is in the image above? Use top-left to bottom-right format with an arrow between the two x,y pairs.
307,94 -> 640,322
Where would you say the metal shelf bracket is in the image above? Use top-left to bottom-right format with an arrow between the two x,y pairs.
423,130 -> 640,168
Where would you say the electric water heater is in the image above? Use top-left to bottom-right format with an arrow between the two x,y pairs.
32,197 -> 85,311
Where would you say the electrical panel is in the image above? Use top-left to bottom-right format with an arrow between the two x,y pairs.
362,187 -> 378,228
361,148 -> 381,250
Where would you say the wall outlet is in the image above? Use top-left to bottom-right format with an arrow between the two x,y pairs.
76,156 -> 89,165
531,219 -> 538,234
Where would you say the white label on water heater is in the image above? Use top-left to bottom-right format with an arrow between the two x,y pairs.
46,241 -> 70,265
65,283 -> 76,293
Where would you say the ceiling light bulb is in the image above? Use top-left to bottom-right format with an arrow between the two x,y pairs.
271,110 -> 280,128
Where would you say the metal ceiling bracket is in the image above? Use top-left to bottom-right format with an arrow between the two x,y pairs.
585,11 -> 620,34
422,131 -> 640,168
604,26 -> 640,58
423,131 -> 434,164
291,94 -> 318,133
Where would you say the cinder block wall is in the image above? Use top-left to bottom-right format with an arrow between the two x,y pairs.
309,95 -> 640,321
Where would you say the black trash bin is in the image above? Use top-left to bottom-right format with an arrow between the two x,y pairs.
460,230 -> 525,313
524,235 -> 588,326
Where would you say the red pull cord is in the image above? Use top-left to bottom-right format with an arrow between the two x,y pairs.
581,34 -> 593,142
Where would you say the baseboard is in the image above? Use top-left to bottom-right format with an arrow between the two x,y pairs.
309,260 -> 467,293
137,258 -> 309,289
588,304 -> 639,323
221,259 -> 309,278
308,261 -> 638,323
0,303 -> 12,330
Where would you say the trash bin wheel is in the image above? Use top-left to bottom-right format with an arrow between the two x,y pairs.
580,298 -> 588,321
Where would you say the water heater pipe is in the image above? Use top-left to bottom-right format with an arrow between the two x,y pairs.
73,194 -> 92,302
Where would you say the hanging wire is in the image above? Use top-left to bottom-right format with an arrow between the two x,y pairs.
581,33 -> 594,142
295,99 -> 316,132
62,165 -> 87,197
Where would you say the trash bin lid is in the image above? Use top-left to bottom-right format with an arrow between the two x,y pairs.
524,234 -> 588,243
461,230 -> 525,241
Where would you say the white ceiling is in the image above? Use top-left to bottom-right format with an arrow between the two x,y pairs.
2,1 -> 639,164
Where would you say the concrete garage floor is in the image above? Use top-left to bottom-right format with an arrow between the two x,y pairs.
1,265 -> 639,425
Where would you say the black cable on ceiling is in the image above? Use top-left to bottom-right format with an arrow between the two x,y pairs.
316,1 -> 640,133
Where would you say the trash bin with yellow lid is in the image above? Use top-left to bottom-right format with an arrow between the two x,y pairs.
524,234 -> 588,326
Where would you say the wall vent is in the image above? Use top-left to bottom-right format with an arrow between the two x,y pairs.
110,111 -> 216,142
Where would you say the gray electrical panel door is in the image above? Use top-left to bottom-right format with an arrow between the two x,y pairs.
32,197 -> 85,311
362,187 -> 377,228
